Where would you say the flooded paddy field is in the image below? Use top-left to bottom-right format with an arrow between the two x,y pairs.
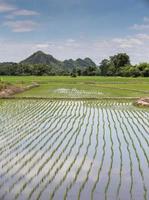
0,100 -> 148,200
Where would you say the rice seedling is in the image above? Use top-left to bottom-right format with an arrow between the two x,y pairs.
0,100 -> 148,200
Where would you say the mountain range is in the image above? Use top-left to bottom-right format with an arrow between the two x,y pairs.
0,51 -> 98,76
20,51 -> 97,69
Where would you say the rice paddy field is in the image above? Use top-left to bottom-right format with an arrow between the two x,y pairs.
0,99 -> 149,200
1,76 -> 149,98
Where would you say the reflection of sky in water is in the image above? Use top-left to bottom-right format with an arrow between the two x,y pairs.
0,100 -> 149,200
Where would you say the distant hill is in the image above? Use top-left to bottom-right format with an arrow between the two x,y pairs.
0,51 -> 98,76
20,51 -> 96,70
76,58 -> 96,68
20,51 -> 61,65
63,58 -> 96,70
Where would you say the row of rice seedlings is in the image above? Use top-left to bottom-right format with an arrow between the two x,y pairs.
0,100 -> 148,199
0,101 -> 60,159
0,101 -> 64,186
123,109 -> 149,164
13,101 -> 81,200
0,100 -> 44,141
134,111 -> 149,132
104,108 -> 114,200
90,107 -> 107,200
1,101 -> 62,195
0,100 -> 30,124
0,100 -> 48,145
0,100 -> 45,133
117,110 -> 148,200
62,105 -> 93,200
0,101 -> 52,148
131,111 -> 149,141
41,104 -> 88,199
113,109 -> 134,199
132,110 -> 149,134
138,109 -> 149,119
124,110 -> 149,167
109,109 -> 123,198
0,100 -> 30,118
12,102 -> 80,200
77,104 -> 100,200
26,102 -> 86,200
0,100 -> 51,153
97,100 -> 131,108
0,100 -> 58,163
0,106 -> 70,198
137,109 -> 149,120
0,101 -> 60,168
4,101 -> 77,198
105,106 -> 132,199
0,101 -> 72,197
0,101 -> 60,171
35,102 -> 79,174
47,104 -> 90,199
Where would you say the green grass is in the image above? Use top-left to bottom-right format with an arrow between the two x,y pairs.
0,76 -> 149,98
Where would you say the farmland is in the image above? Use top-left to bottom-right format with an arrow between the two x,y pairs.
0,76 -> 149,200
0,76 -> 149,98
0,99 -> 149,200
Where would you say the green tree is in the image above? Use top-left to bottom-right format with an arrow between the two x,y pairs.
100,59 -> 110,76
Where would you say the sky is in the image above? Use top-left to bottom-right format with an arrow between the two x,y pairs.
0,0 -> 149,64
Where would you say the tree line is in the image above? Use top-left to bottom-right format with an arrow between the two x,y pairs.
0,53 -> 149,77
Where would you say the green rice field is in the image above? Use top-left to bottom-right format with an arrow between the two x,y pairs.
1,76 -> 149,98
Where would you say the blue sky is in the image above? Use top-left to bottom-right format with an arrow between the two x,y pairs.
0,0 -> 149,63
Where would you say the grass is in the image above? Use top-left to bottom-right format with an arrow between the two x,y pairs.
0,76 -> 149,98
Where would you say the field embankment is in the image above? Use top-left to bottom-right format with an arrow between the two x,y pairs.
136,97 -> 149,107
0,81 -> 39,98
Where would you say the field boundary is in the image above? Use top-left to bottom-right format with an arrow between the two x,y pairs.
0,96 -> 139,100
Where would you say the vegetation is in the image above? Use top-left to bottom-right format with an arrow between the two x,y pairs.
0,76 -> 148,98
0,51 -> 148,77
100,53 -> 149,77
0,51 -> 98,76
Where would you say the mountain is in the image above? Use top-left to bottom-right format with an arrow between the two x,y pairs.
20,51 -> 60,65
63,58 -> 96,69
75,58 -> 96,68
20,51 -> 96,70
0,51 -> 98,76
63,59 -> 76,69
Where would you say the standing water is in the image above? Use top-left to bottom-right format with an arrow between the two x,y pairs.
0,100 -> 148,200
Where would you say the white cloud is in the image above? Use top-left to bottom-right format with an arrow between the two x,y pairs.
143,17 -> 149,22
4,14 -> 15,19
130,23 -> 149,30
0,2 -> 39,33
3,20 -> 39,32
66,39 -> 76,43
136,33 -> 149,40
12,9 -> 39,16
1,33 -> 149,64
112,37 -> 143,48
0,2 -> 16,12
130,17 -> 149,30
36,44 -> 50,49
